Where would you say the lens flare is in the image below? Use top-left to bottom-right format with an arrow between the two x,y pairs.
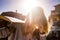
21,0 -> 41,15
34,25 -> 38,29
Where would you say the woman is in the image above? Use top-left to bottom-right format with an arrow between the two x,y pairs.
30,7 -> 47,40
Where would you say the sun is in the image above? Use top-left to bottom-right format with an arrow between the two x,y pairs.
21,0 -> 40,15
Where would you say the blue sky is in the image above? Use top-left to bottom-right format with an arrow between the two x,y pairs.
0,0 -> 16,12
0,0 -> 60,19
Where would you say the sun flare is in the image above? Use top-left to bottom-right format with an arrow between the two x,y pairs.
20,0 -> 43,15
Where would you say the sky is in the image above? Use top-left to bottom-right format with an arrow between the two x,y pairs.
0,0 -> 60,20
